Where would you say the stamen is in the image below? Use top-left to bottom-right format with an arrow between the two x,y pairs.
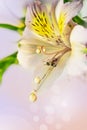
34,76 -> 41,84
30,47 -> 71,101
51,58 -> 58,67
31,7 -> 57,39
34,67 -> 54,92
41,46 -> 66,56
41,67 -> 53,80
41,46 -> 58,55
42,47 -> 46,52
36,46 -> 41,54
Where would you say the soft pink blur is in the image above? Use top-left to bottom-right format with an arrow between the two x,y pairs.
0,0 -> 87,130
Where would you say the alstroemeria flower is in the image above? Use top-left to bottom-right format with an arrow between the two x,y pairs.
17,0 -> 87,102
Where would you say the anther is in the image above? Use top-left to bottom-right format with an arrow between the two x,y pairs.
34,76 -> 41,84
42,46 -> 46,52
46,62 -> 50,66
29,91 -> 37,102
36,47 -> 41,54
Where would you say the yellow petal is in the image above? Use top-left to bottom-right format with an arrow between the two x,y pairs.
56,0 -> 83,34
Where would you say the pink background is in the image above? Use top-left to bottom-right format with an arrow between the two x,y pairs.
0,0 -> 87,130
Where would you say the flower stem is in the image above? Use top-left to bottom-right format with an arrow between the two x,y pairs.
0,23 -> 25,35
0,52 -> 18,83
64,0 -> 72,3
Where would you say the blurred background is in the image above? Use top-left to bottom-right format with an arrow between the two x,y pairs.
0,0 -> 87,130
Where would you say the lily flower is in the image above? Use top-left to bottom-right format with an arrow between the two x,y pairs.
17,0 -> 87,102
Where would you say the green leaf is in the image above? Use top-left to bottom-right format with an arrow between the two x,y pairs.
73,16 -> 87,28
64,0 -> 72,3
0,52 -> 18,83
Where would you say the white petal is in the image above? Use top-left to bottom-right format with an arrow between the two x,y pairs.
17,50 -> 44,70
80,0 -> 87,18
65,25 -> 87,76
21,27 -> 54,46
17,28 -> 46,69
55,0 -> 82,33
64,54 -> 87,76
70,25 -> 87,46
0,0 -> 26,25
55,0 -> 63,21
17,27 -> 61,69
